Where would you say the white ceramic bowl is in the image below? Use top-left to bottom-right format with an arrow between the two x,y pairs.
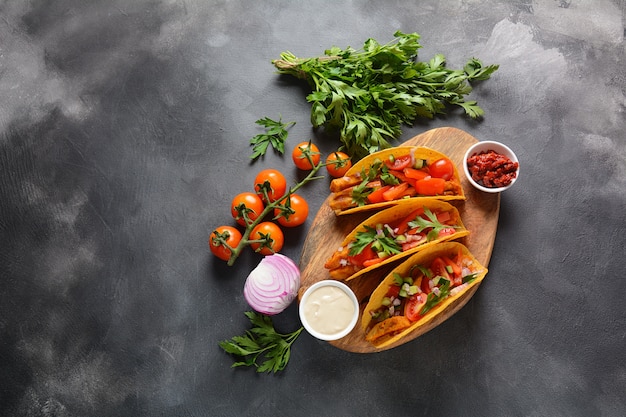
463,140 -> 520,193
298,280 -> 359,341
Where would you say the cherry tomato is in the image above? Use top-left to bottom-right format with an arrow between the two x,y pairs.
230,192 -> 265,226
292,141 -> 321,170
430,257 -> 451,281
415,177 -> 445,195
385,154 -> 412,171
325,151 -> 352,177
274,194 -> 309,227
254,169 -> 287,203
209,226 -> 242,261
429,158 -> 454,180
250,221 -> 284,255
404,293 -> 427,321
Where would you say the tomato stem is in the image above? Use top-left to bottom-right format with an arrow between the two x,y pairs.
225,158 -> 327,266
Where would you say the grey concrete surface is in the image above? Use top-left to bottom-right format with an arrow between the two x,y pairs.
1,1 -> 625,416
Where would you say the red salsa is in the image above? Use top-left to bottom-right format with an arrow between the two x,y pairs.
466,150 -> 518,188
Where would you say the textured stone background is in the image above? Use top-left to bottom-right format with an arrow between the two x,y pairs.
1,1 -> 625,416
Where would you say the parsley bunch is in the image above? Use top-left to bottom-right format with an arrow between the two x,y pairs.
219,312 -> 303,373
273,31 -> 499,159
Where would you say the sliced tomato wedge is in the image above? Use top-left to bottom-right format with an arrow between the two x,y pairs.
456,247 -> 465,269
401,239 -> 425,252
382,182 -> 409,201
405,293 -> 427,321
395,208 -> 425,235
366,185 -> 391,204
436,211 -> 451,223
420,274 -> 431,293
403,167 -> 430,181
439,255 -> 462,286
415,177 -> 445,195
386,285 -> 401,298
430,257 -> 451,281
363,256 -> 385,268
385,154 -> 412,171
398,185 -> 417,199
348,244 -> 378,267
442,254 -> 462,277
388,170 -> 416,188
437,227 -> 457,238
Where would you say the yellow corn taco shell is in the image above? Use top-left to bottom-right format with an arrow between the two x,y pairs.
329,146 -> 465,216
361,242 -> 488,349
323,198 -> 469,282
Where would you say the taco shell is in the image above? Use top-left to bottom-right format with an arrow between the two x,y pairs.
361,242 -> 488,349
324,198 -> 469,282
330,146 -> 465,215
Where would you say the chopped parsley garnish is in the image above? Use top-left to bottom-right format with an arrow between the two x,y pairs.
420,277 -> 451,315
408,207 -> 458,241
349,224 -> 402,256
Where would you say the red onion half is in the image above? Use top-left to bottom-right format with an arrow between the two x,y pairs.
243,253 -> 301,315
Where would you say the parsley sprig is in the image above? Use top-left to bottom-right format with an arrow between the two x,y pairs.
420,278 -> 451,315
249,116 -> 296,160
219,311 -> 303,373
348,207 -> 457,257
350,159 -> 399,206
408,207 -> 458,241
419,273 -> 479,315
350,224 -> 401,257
273,31 -> 498,159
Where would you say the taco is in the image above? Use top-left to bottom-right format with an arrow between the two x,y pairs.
329,146 -> 465,215
323,199 -> 469,281
362,242 -> 488,348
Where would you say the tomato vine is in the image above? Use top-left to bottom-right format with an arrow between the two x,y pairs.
211,146 -> 326,266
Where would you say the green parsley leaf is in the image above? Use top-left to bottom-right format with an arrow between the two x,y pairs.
408,207 -> 458,241
249,116 -> 295,160
420,277 -> 451,315
219,311 -> 303,373
464,58 -> 500,81
350,159 -> 385,206
349,224 -> 402,257
462,273 -> 478,284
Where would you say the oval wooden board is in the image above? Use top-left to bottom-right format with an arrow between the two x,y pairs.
297,127 -> 500,353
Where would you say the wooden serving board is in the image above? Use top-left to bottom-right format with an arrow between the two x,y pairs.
298,127 -> 500,353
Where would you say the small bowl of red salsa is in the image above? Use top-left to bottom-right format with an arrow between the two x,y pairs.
463,141 -> 519,193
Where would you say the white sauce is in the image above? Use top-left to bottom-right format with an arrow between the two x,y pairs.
302,285 -> 356,335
